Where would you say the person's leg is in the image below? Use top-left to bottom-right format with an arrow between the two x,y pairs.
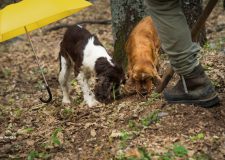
145,0 -> 199,75
144,0 -> 219,107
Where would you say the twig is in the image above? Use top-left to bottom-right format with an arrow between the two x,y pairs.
45,19 -> 111,32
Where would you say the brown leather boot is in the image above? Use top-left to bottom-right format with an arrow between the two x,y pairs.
163,64 -> 219,107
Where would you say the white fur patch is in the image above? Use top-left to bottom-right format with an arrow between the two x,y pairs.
77,24 -> 82,28
141,73 -> 146,80
77,71 -> 99,107
59,56 -> 71,104
60,56 -> 67,74
82,37 -> 114,71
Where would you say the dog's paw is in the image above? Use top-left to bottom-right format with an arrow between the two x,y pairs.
87,99 -> 100,107
62,97 -> 71,104
123,83 -> 136,95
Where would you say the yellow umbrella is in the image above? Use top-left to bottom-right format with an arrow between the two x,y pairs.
0,0 -> 91,42
0,0 -> 92,103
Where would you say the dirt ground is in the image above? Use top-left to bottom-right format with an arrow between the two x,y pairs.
0,1 -> 224,160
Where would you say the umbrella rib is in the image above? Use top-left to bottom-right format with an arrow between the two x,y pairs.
24,26 -> 49,87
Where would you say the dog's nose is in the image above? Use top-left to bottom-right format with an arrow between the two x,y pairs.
140,89 -> 148,96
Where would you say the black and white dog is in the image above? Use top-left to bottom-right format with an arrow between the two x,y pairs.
58,25 -> 125,107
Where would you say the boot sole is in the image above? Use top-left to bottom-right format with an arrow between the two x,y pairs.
166,94 -> 220,108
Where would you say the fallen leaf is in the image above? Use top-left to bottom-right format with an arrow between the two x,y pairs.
26,139 -> 35,146
91,129 -> 96,137
125,148 -> 141,158
110,130 -> 122,138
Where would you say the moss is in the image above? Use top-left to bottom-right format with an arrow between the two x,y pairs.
110,0 -> 146,68
113,28 -> 128,69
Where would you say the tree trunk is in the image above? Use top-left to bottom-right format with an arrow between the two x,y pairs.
110,0 -> 145,68
224,0 -> 225,10
0,0 -> 21,9
181,0 -> 207,46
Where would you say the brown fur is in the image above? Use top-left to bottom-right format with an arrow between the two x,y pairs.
125,16 -> 161,94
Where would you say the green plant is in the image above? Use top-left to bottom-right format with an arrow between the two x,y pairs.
7,98 -> 15,105
70,79 -> 77,86
141,110 -> 160,127
51,128 -> 62,146
74,96 -> 83,105
61,108 -> 74,118
27,150 -> 50,160
35,80 -> 44,90
119,130 -> 133,149
37,67 -> 48,74
13,108 -> 22,118
120,130 -> 131,141
116,153 -> 127,160
112,84 -> 116,101
27,150 -> 39,160
144,92 -> 161,106
32,67 -> 48,76
211,80 -> 221,88
203,42 -> 214,51
215,37 -> 225,51
41,142 -> 50,149
159,152 -> 173,160
190,133 -> 205,141
172,144 -> 188,158
128,120 -> 136,129
128,120 -> 140,131
203,63 -> 212,71
25,128 -> 34,133
18,127 -> 34,135
2,68 -> 11,78
138,147 -> 151,160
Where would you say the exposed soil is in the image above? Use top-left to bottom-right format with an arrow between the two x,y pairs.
0,1 -> 224,160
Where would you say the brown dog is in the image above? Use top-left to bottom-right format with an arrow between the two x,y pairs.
125,16 -> 161,95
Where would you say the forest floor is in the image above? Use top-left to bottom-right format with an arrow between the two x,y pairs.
0,0 -> 225,160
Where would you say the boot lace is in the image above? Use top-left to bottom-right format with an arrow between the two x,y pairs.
181,75 -> 189,94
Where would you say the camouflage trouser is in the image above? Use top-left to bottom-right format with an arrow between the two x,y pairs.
144,0 -> 200,76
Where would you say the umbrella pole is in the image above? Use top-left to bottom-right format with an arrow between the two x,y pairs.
24,26 -> 52,103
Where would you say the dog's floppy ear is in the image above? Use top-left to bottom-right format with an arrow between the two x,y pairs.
96,76 -> 105,84
152,67 -> 161,86
95,75 -> 113,104
145,67 -> 161,85
96,75 -> 112,89
153,73 -> 162,86
95,57 -> 112,77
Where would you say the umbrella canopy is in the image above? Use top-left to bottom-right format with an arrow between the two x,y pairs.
0,0 -> 92,42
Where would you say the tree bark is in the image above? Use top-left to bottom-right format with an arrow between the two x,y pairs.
110,0 -> 145,68
181,0 -> 207,46
0,0 -> 20,9
224,0 -> 225,10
